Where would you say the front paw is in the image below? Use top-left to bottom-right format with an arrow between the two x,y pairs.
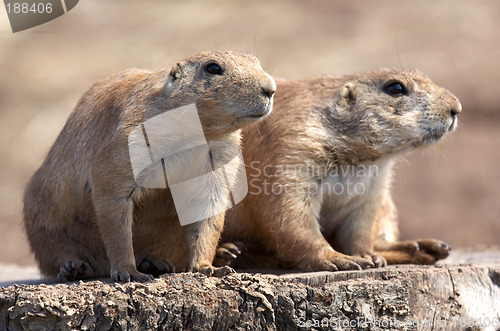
377,238 -> 451,264
398,239 -> 451,264
191,263 -> 235,277
309,251 -> 375,271
111,267 -> 153,283
415,239 -> 451,260
356,253 -> 387,268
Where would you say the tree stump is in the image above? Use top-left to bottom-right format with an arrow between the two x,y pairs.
1,248 -> 499,331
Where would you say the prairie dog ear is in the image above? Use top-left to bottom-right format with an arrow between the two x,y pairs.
165,63 -> 183,95
170,63 -> 183,81
336,83 -> 356,111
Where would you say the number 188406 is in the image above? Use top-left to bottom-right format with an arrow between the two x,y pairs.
6,2 -> 53,14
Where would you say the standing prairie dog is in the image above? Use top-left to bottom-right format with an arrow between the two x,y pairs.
216,69 -> 460,271
23,51 -> 276,282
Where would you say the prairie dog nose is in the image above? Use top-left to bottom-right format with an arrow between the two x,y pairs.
261,74 -> 277,98
451,100 -> 462,116
449,95 -> 462,116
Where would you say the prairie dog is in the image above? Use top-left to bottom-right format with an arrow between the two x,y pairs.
23,51 -> 276,282
217,69 -> 460,271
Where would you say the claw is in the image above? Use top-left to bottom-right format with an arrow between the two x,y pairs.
111,269 -> 153,283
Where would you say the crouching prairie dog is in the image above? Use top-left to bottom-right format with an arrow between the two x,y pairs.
23,51 -> 276,282
216,69 -> 460,271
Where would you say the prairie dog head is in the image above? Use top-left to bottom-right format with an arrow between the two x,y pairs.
332,68 -> 462,155
165,51 -> 276,137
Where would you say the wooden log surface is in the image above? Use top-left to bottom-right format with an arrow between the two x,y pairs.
1,247 -> 499,331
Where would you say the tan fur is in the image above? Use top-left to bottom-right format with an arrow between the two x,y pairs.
217,69 -> 460,271
23,51 -> 276,282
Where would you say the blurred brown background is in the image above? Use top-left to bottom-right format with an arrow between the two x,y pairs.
0,0 -> 498,267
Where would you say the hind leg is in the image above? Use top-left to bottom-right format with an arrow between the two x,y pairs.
213,242 -> 246,268
57,259 -> 95,282
137,257 -> 175,277
26,220 -> 109,281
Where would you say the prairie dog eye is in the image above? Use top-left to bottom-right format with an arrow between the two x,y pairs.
205,62 -> 223,75
384,81 -> 407,96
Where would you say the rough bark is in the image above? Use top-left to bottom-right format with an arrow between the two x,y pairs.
1,250 -> 499,331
